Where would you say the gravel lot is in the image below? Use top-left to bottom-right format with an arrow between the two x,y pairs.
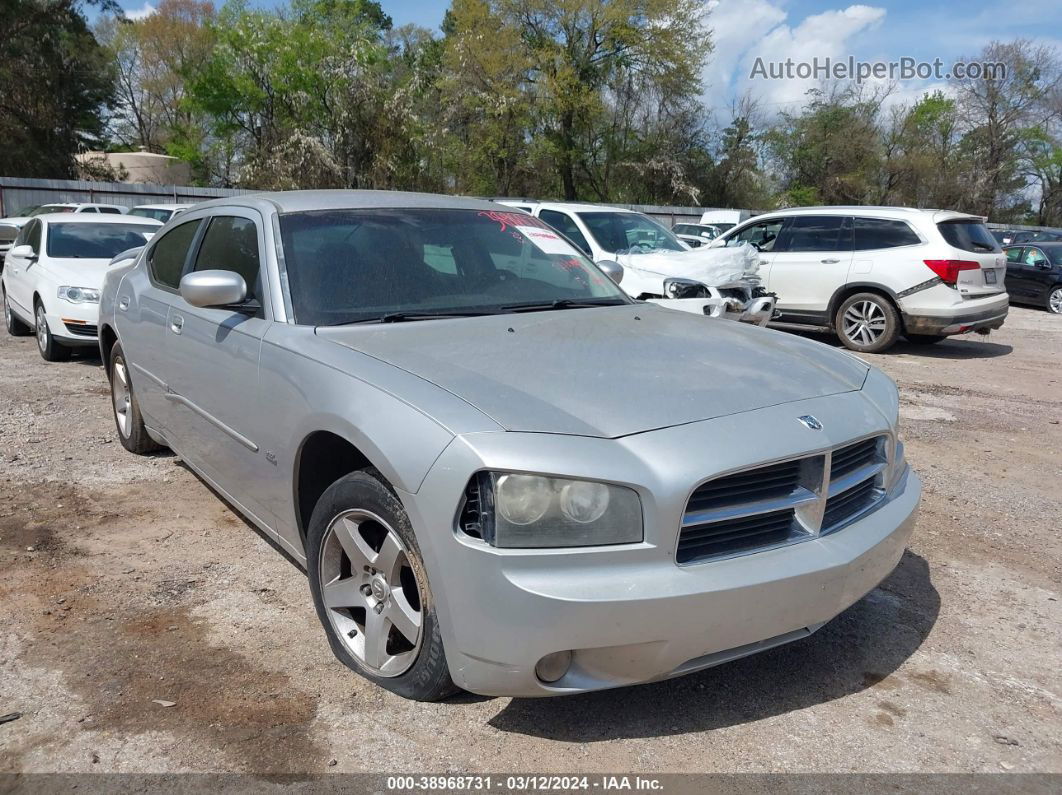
1,308 -> 1059,775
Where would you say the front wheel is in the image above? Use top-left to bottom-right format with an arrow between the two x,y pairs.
1047,286 -> 1062,315
35,301 -> 70,362
306,470 -> 457,701
835,293 -> 901,353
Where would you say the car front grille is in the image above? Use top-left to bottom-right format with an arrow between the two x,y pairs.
678,435 -> 889,565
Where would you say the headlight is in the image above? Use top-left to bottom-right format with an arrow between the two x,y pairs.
663,278 -> 709,299
862,367 -> 906,490
58,286 -> 100,304
461,472 -> 643,548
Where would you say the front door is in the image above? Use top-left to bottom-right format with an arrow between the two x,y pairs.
766,215 -> 853,319
163,210 -> 273,524
5,219 -> 42,318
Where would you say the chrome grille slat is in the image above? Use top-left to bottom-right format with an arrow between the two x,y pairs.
677,434 -> 889,565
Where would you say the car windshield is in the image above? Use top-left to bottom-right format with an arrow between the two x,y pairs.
129,207 -> 173,222
576,211 -> 685,254
46,223 -> 157,258
14,205 -> 40,216
278,208 -> 630,326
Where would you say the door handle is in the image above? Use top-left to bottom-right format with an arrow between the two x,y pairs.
170,314 -> 184,334
820,258 -> 840,264
118,296 -> 130,311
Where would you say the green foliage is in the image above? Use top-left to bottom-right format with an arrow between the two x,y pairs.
0,0 -> 117,178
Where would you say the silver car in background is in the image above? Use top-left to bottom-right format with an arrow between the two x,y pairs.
99,190 -> 920,700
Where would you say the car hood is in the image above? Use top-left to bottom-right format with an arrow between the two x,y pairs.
317,305 -> 869,439
43,257 -> 114,287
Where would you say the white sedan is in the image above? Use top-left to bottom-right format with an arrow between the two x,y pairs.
2,214 -> 161,361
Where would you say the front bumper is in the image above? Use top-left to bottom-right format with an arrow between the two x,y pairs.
646,294 -> 776,326
404,394 -> 918,697
44,305 -> 99,347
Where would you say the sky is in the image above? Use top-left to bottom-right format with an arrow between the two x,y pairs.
115,0 -> 1062,113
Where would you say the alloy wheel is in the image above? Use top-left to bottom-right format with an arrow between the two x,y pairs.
3,293 -> 11,328
1049,288 -> 1062,314
35,305 -> 48,352
112,356 -> 133,438
317,509 -> 423,677
842,300 -> 887,345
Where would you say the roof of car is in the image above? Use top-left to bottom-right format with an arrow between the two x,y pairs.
132,203 -> 194,210
1007,240 -> 1062,248
751,205 -> 979,219
192,189 -> 509,214
34,213 -> 161,225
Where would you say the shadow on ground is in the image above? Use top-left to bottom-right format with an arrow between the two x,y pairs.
780,327 -> 1012,360
486,550 -> 938,741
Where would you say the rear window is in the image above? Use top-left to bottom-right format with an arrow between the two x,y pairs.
854,218 -> 921,249
46,223 -> 157,259
938,220 -> 1000,253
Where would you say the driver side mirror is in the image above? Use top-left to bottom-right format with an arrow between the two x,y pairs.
708,238 -> 726,248
595,260 -> 624,285
10,244 -> 36,261
179,269 -> 248,309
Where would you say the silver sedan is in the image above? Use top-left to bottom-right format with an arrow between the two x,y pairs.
98,190 -> 921,700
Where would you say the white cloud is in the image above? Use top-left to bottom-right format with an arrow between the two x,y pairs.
703,1 -> 891,112
125,2 -> 157,21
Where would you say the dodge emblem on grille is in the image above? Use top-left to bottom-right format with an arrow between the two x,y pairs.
798,415 -> 823,430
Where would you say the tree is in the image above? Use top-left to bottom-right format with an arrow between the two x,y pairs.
441,0 -> 711,200
0,0 -> 118,178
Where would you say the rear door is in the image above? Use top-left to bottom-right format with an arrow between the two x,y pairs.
765,215 -> 853,316
935,216 -> 1006,297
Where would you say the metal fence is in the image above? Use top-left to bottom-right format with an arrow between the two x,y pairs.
0,176 -> 248,217
1,176 -> 1057,234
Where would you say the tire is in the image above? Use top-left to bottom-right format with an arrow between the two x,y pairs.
4,287 -> 30,336
306,470 -> 457,702
34,300 -> 71,361
1047,286 -> 1062,315
905,334 -> 947,345
108,342 -> 161,454
834,292 -> 901,353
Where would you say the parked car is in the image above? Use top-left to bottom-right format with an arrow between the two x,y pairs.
699,209 -> 750,233
498,201 -> 774,325
1006,229 -> 1062,246
0,218 -> 29,268
1004,242 -> 1062,314
2,214 -> 161,360
672,222 -> 722,247
128,203 -> 194,223
713,206 -> 1009,352
98,190 -> 920,701
24,202 -> 129,215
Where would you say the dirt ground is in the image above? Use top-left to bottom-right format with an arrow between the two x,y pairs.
0,308 -> 1059,776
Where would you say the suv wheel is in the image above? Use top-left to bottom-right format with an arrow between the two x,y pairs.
835,293 -> 901,353
109,342 -> 162,454
307,470 -> 457,702
35,301 -> 71,361
1047,286 -> 1062,315
4,288 -> 30,336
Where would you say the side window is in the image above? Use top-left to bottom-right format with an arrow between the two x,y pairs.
1025,248 -> 1048,267
853,218 -> 920,250
27,220 -> 42,254
775,215 -> 849,253
148,219 -> 201,290
730,219 -> 784,251
1005,247 -> 1024,264
539,210 -> 592,255
193,216 -> 262,302
81,207 -> 98,213
98,207 -> 122,214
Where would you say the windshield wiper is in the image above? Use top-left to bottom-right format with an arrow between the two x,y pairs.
502,298 -> 627,313
338,311 -> 496,325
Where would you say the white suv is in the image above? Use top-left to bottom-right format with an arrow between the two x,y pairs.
715,207 -> 1009,352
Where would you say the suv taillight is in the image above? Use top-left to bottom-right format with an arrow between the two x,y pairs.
923,259 -> 980,286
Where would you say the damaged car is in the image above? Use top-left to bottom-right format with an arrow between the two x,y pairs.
99,190 -> 920,701
499,200 -> 775,325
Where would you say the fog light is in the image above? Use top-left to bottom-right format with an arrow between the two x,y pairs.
535,650 -> 572,683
